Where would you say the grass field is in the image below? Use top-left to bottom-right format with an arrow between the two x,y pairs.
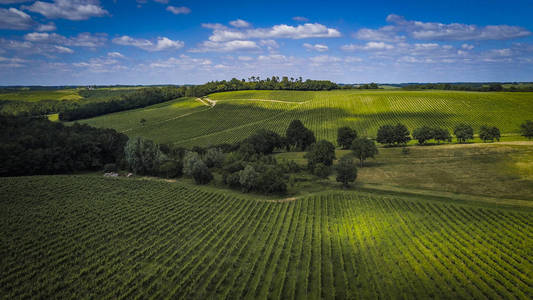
77,90 -> 533,147
276,142 -> 533,201
0,89 -> 83,102
1,175 -> 531,299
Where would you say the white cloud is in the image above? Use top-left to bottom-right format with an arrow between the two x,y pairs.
37,22 -> 56,31
0,56 -> 29,68
354,26 -> 405,42
54,45 -> 73,53
208,23 -> 341,42
0,0 -> 32,3
166,6 -> 190,15
107,51 -> 124,58
342,42 -> 394,51
491,48 -> 512,56
461,43 -> 474,50
24,32 -> 107,48
310,55 -> 341,64
238,56 -> 253,61
192,40 -> 260,52
292,16 -> 309,22
345,56 -> 363,63
0,8 -> 33,30
112,36 -> 184,51
259,39 -> 279,51
24,0 -> 108,21
303,43 -> 328,52
229,19 -> 250,28
149,55 -> 211,69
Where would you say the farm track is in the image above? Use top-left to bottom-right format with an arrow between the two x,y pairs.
1,175 -> 531,299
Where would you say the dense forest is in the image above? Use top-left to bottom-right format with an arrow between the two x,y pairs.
0,116 -> 127,176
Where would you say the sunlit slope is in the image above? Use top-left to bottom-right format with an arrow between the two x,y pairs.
79,90 -> 533,146
1,175 -> 531,299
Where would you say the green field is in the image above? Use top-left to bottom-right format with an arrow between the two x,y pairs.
77,90 -> 533,147
1,175 -> 531,299
0,89 -> 82,102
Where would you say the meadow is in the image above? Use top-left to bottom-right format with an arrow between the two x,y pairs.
77,90 -> 533,147
0,89 -> 83,102
1,175 -> 531,299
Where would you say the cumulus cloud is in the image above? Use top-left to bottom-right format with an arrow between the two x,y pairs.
309,55 -> 341,64
53,45 -> 73,53
342,42 -> 394,51
207,22 -> 341,42
192,40 -> 260,52
72,57 -> 125,73
24,0 -> 108,21
24,32 -> 107,48
229,19 -> 250,28
303,43 -> 328,52
356,14 -> 532,41
0,8 -> 33,30
113,36 -> 184,51
37,22 -> 56,31
107,51 -> 124,58
150,55 -> 212,69
166,6 -> 190,15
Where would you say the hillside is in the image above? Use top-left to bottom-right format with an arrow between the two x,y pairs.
77,90 -> 533,147
1,175 -> 531,299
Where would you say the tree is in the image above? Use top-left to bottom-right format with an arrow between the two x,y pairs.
191,160 -> 213,184
433,127 -> 452,143
393,123 -> 411,145
204,148 -> 225,168
182,151 -> 201,176
412,126 -> 434,145
337,126 -> 358,149
239,165 -> 259,192
313,163 -> 331,179
335,156 -> 357,188
376,125 -> 395,145
158,160 -> 182,178
257,166 -> 287,194
124,136 -> 165,175
286,120 -> 316,151
351,137 -> 378,167
304,140 -> 336,169
479,126 -> 500,142
520,120 -> 533,140
244,129 -> 283,155
140,118 -> 146,126
454,124 -> 474,143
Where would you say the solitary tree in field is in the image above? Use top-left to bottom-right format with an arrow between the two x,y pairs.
286,120 -> 316,151
305,140 -> 336,169
337,126 -> 358,149
351,137 -> 378,167
479,126 -> 501,142
335,156 -> 357,188
520,120 -> 533,139
412,126 -> 434,145
454,124 -> 474,143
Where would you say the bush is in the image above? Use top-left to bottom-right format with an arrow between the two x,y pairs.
313,163 -> 331,179
103,163 -> 117,173
337,126 -> 358,149
191,160 -> 213,184
335,156 -> 357,188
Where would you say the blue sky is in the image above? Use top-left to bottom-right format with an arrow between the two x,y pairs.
0,0 -> 532,85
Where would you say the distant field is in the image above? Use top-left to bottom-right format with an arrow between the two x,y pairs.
0,89 -> 82,102
1,175 -> 531,299
79,89 -> 533,147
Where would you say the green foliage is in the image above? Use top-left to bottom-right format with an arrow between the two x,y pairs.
286,119 -> 316,151
182,151 -> 201,176
412,126 -> 434,144
351,137 -> 378,167
243,129 -> 283,155
124,136 -> 166,175
377,124 -> 411,146
337,126 -> 358,149
479,126 -> 501,142
313,163 -> 331,179
519,120 -> 533,139
335,156 -> 358,187
305,140 -> 336,169
0,116 -> 127,176
103,163 -> 117,173
191,160 -> 213,184
204,148 -> 225,168
433,127 -> 452,143
454,124 -> 474,143
239,165 -> 259,192
158,159 -> 183,178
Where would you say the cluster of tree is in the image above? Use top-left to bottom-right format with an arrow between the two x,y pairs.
184,77 -> 338,97
59,87 -> 186,121
340,83 -> 380,90
0,116 -> 128,176
376,124 -> 411,146
412,126 -> 452,144
479,126 -> 501,142
0,99 -> 78,116
402,82 -> 533,92
520,120 -> 533,139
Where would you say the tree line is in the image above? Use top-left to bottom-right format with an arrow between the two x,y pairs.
402,82 -> 533,92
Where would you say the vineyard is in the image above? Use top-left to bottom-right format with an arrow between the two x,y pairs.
78,89 -> 533,147
1,175 -> 531,299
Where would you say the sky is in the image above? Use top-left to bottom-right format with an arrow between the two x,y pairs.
0,0 -> 532,85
